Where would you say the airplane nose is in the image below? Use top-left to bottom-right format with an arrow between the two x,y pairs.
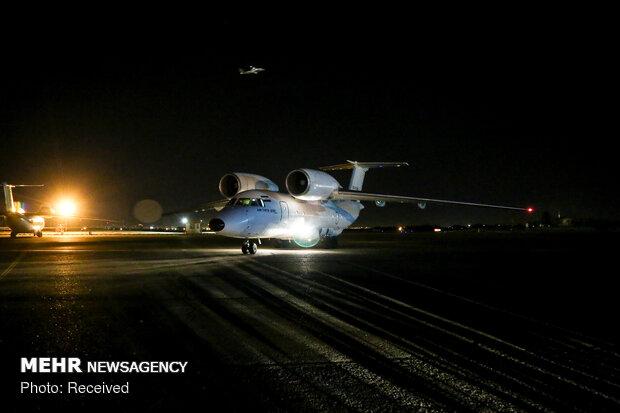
209,218 -> 225,232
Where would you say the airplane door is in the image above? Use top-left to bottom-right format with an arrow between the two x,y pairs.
280,201 -> 289,223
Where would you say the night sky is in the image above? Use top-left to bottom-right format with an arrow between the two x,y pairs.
1,16 -> 616,227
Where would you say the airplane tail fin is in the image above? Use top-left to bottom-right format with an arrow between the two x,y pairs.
320,160 -> 409,191
2,183 -> 15,213
1,183 -> 44,213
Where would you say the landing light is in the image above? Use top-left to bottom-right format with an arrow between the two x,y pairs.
289,218 -> 316,239
288,218 -> 320,248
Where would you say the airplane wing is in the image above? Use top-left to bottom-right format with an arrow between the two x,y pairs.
22,212 -> 122,222
331,190 -> 532,211
61,215 -> 122,222
162,199 -> 229,216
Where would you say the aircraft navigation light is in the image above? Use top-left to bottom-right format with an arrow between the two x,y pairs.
527,207 -> 534,213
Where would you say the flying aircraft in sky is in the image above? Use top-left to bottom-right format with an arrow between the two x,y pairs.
189,161 -> 533,254
1,182 -> 116,238
238,66 -> 265,75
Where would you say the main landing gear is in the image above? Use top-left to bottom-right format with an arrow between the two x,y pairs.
241,239 -> 259,255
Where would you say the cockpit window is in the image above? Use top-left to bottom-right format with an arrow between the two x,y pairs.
234,198 -> 263,207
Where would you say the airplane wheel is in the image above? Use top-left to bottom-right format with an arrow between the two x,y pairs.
36,231 -> 43,237
242,240 -> 258,254
10,231 -> 16,239
249,241 -> 258,255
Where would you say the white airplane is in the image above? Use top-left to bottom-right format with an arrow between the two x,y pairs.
1,183 -> 53,237
195,161 -> 533,254
1,182 -> 117,238
238,66 -> 265,75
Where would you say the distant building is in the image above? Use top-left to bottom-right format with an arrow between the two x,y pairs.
185,221 -> 202,235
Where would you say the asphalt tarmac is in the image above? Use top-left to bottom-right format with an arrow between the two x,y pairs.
0,230 -> 618,412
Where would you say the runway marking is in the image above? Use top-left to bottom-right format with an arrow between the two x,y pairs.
242,265 -> 544,398
172,268 -> 439,410
0,251 -> 26,280
237,261 -> 551,411
170,272 -> 444,410
210,263 -> 475,411
342,260 -> 616,348
318,268 -> 620,391
250,259 -> 620,407
223,262 -> 414,361
340,260 -> 620,371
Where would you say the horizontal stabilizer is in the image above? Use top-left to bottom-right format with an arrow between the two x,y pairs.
320,160 -> 409,191
320,160 -> 409,171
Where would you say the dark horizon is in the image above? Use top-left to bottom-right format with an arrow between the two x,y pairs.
2,24 -> 617,227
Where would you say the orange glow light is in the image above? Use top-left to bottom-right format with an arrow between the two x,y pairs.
57,200 -> 77,216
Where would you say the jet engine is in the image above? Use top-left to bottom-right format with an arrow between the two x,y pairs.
285,169 -> 340,201
219,173 -> 279,198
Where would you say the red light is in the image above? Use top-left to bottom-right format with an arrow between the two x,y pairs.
527,207 -> 534,213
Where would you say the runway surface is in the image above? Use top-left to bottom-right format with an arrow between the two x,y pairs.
1,230 -> 619,412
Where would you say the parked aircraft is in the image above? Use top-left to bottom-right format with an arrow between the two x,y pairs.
1,182 -> 116,238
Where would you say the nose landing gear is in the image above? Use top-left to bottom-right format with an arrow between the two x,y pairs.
241,239 -> 258,255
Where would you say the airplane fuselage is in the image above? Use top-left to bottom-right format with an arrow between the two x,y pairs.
209,190 -> 362,245
4,212 -> 45,237
239,67 -> 265,75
